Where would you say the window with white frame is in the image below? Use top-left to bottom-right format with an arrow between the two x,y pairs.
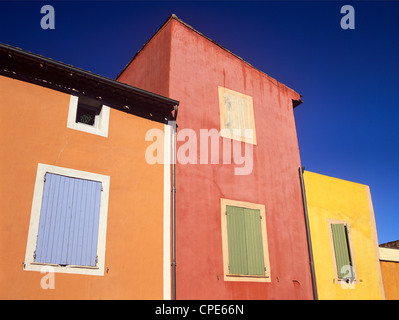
218,86 -> 257,145
67,95 -> 110,137
24,164 -> 110,276
220,198 -> 270,282
328,219 -> 357,284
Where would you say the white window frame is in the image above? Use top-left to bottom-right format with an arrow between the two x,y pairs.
67,95 -> 110,137
218,86 -> 257,145
24,163 -> 110,276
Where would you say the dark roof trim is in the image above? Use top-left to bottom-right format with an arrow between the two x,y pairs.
380,240 -> 399,249
293,98 -> 304,108
0,43 -> 179,123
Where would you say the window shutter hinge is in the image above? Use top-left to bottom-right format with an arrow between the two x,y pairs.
101,185 -> 103,192
33,250 -> 36,260
43,174 -> 46,182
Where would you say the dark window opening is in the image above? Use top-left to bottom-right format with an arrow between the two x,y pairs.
76,104 -> 97,125
75,97 -> 102,126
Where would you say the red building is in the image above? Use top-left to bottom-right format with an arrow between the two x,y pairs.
118,15 -> 313,299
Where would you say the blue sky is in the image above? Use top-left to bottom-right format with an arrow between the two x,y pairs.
1,1 -> 398,244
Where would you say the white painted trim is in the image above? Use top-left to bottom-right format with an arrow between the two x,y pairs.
379,247 -> 399,262
67,95 -> 110,137
24,163 -> 110,276
163,124 -> 171,300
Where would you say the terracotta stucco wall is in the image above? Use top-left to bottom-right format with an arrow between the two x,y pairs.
118,16 -> 314,299
169,18 -> 312,300
0,76 -> 165,299
117,20 -> 172,98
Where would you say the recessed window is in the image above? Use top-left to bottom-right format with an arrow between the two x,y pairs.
67,95 -> 110,137
221,198 -> 270,282
24,164 -> 110,276
76,102 -> 98,126
328,220 -> 357,284
218,86 -> 256,145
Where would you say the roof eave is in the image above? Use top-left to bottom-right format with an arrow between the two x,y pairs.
0,43 -> 179,123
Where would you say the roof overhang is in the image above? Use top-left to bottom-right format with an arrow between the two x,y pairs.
0,43 -> 179,123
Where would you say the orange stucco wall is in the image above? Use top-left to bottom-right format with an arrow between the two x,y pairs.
0,75 -> 166,299
380,261 -> 399,299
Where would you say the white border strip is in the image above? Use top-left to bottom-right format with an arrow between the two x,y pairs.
380,247 -> 399,262
163,124 -> 171,300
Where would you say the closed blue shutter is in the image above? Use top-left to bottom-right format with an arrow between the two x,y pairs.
35,173 -> 102,267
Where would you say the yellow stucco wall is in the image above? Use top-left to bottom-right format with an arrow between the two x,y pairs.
304,171 -> 384,300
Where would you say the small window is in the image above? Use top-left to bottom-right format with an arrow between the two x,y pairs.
328,221 -> 357,283
76,102 -> 99,126
221,199 -> 270,282
67,95 -> 110,137
24,164 -> 110,275
218,86 -> 256,145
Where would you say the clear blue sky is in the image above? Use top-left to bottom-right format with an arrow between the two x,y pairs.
1,1 -> 398,244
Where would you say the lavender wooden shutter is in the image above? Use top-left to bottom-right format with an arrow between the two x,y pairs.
35,173 -> 102,267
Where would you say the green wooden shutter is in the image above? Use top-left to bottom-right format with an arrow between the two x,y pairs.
226,206 -> 265,276
244,208 -> 265,275
227,206 -> 248,275
331,223 -> 354,279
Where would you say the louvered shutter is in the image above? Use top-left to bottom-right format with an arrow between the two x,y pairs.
226,206 -> 248,275
331,223 -> 354,279
244,208 -> 265,275
226,206 -> 265,276
35,173 -> 102,267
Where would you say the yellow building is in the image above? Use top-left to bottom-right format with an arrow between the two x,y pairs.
303,171 -> 385,300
